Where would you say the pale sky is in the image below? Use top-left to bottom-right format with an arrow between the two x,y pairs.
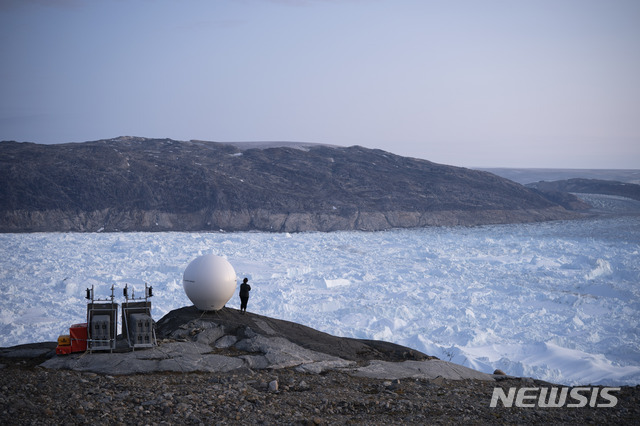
1,0 -> 639,168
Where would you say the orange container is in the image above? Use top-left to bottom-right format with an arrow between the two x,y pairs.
70,323 -> 88,352
57,335 -> 71,346
56,345 -> 72,355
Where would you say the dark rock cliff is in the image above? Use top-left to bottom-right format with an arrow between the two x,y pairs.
0,137 -> 578,232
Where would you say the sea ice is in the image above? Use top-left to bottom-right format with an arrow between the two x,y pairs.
0,213 -> 638,386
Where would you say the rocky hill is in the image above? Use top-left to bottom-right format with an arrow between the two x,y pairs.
527,178 -> 640,202
0,137 -> 579,232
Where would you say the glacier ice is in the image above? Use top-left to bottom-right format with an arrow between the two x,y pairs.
0,215 -> 638,386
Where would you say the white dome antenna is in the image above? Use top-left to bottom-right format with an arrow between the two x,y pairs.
183,254 -> 237,311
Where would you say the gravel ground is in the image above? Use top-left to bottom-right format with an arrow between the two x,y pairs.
1,356 -> 638,425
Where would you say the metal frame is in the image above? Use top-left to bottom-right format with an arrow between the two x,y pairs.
85,285 -> 118,352
121,283 -> 157,350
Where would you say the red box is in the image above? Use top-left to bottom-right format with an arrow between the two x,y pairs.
70,323 -> 88,352
56,345 -> 72,355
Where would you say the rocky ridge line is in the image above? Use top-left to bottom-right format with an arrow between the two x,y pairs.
0,137 -> 581,232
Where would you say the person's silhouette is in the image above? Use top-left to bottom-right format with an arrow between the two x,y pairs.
239,278 -> 251,313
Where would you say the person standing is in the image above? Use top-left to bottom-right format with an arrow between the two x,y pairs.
239,278 -> 251,313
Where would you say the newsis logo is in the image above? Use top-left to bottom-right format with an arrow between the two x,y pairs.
490,386 -> 620,408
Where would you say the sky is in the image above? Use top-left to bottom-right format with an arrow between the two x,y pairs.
1,0 -> 639,168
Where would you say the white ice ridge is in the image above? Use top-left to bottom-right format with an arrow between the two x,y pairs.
0,214 -> 639,386
324,278 -> 350,288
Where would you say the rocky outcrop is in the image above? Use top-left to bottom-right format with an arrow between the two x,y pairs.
5,348 -> 636,425
0,137 -> 580,232
154,306 -> 430,364
4,307 -> 637,424
35,306 -> 493,381
527,178 -> 640,202
526,190 -> 592,211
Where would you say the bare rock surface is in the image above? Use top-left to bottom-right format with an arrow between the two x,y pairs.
155,306 -> 432,363
39,306 -> 488,380
1,355 -> 638,425
350,359 -> 493,381
1,307 -> 639,424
